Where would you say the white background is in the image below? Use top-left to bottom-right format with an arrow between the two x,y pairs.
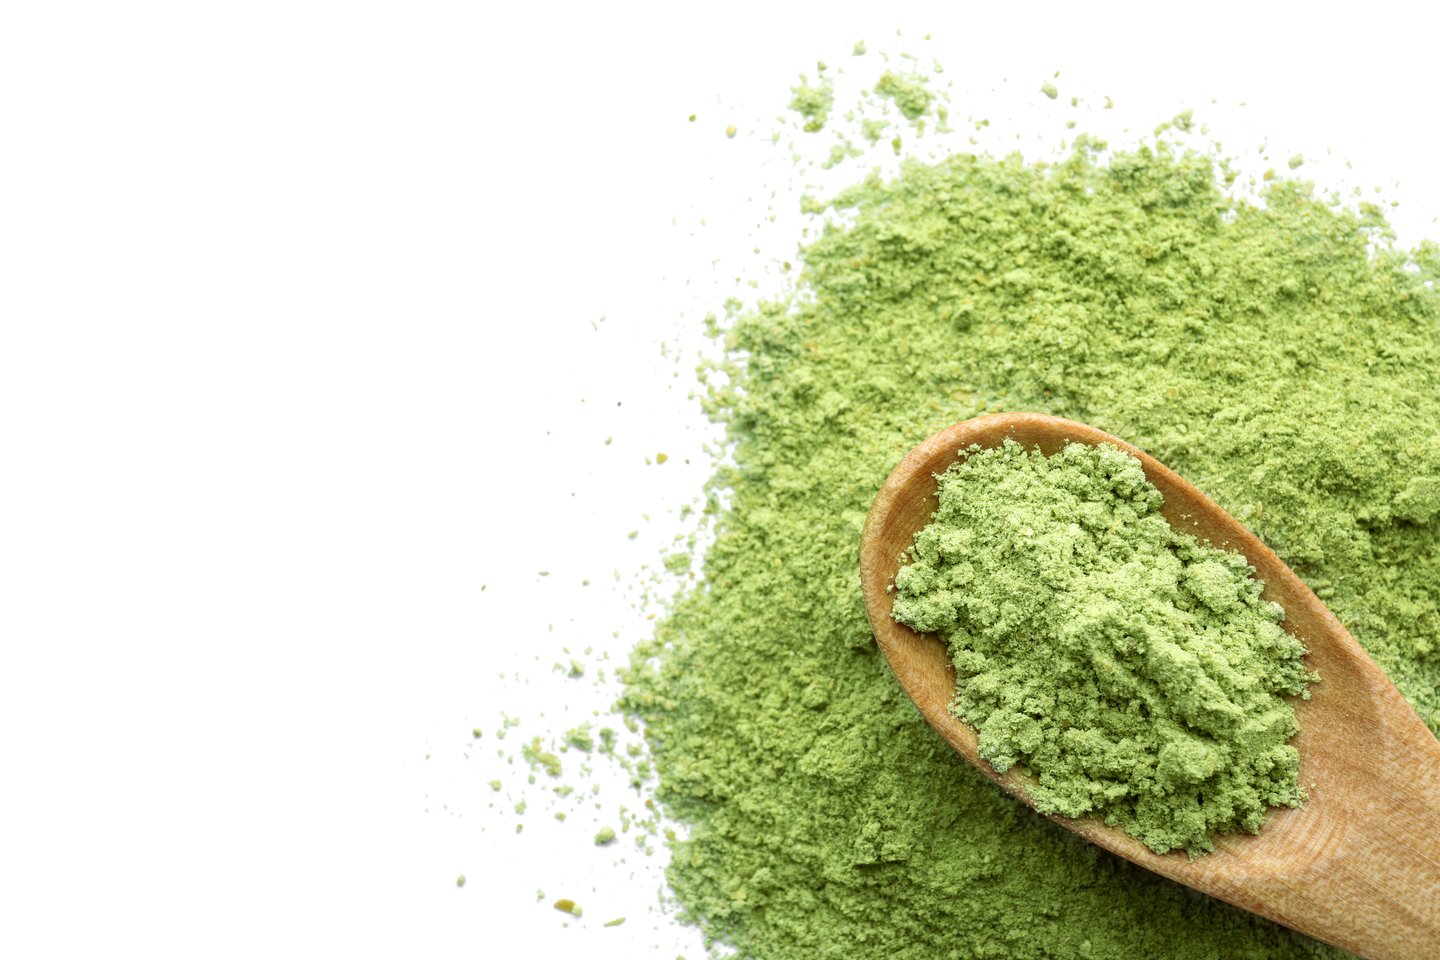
3,3 -> 1438,957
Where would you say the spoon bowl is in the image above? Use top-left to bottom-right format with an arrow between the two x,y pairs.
860,413 -> 1440,960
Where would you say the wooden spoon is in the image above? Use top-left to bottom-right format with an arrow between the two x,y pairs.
859,412 -> 1440,960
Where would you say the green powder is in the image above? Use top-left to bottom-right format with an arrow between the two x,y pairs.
873,70 -> 934,120
623,138 -> 1440,959
563,724 -> 595,752
522,737 -> 562,777
892,440 -> 1313,855
789,74 -> 835,133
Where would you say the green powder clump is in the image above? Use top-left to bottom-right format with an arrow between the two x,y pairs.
563,724 -> 595,752
892,440 -> 1313,855
860,117 -> 888,144
789,74 -> 835,133
624,139 -> 1440,960
521,737 -> 562,777
874,70 -> 933,120
1393,476 -> 1440,523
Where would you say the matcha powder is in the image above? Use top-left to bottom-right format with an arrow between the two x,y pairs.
623,142 -> 1440,959
892,440 -> 1313,855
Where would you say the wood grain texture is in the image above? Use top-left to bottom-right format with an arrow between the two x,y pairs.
859,413 -> 1440,960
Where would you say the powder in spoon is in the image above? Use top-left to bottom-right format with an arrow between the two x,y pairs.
891,439 -> 1314,855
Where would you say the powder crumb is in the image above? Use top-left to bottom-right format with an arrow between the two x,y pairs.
725,124 -> 737,139
522,737 -> 563,777
874,70 -> 934,120
564,724 -> 595,752
595,826 -> 617,845
1040,81 -> 1059,99
789,74 -> 835,133
1393,476 -> 1440,523
455,874 -> 465,888
604,917 -> 626,927
553,898 -> 581,916
656,452 -> 669,464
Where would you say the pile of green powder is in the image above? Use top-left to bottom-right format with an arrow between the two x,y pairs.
622,140 -> 1440,958
891,439 -> 1313,855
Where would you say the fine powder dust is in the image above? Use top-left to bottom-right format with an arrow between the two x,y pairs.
621,141 -> 1440,958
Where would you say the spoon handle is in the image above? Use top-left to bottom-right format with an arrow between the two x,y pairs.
1243,672 -> 1440,960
